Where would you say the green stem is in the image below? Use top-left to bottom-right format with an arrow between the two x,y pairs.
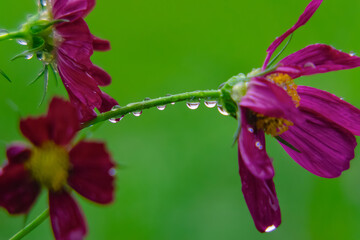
10,208 -> 49,240
82,89 -> 221,128
0,31 -> 26,42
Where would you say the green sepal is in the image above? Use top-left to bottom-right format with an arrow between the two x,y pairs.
275,136 -> 301,153
0,68 -> 11,82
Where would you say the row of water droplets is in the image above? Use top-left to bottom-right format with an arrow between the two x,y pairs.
109,95 -> 229,123
247,127 -> 264,150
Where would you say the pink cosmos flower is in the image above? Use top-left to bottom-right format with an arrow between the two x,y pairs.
0,98 -> 115,240
235,0 -> 360,232
47,0 -> 118,121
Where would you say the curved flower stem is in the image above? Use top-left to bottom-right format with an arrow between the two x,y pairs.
82,89 -> 221,128
9,208 -> 49,240
0,31 -> 26,42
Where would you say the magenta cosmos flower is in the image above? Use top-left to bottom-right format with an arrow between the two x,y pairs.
0,98 -> 115,239
235,0 -> 360,232
49,0 -> 118,121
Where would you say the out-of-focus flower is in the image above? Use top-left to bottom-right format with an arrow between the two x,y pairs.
1,0 -> 118,121
0,98 -> 116,240
227,0 -> 360,232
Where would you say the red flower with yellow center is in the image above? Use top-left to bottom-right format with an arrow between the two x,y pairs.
0,98 -> 116,240
233,0 -> 360,233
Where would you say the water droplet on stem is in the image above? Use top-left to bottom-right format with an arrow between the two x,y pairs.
217,105 -> 229,116
186,102 -> 200,110
204,100 -> 217,108
157,105 -> 166,111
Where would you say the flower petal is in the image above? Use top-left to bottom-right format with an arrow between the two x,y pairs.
47,97 -> 80,146
49,190 -> 87,240
279,108 -> 356,178
240,78 -> 300,122
88,65 -> 112,86
263,0 -> 323,69
0,163 -> 40,214
67,91 -> 98,122
298,86 -> 360,135
20,116 -> 49,146
238,148 -> 281,233
68,141 -> 115,204
52,0 -> 95,21
6,144 -> 31,164
92,36 -> 111,51
238,109 -> 274,179
278,44 -> 360,78
98,92 -> 118,113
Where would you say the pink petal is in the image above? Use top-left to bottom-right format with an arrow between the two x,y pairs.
238,148 -> 281,233
20,116 -> 49,146
68,141 -> 115,204
98,92 -> 118,113
6,144 -> 31,164
49,191 -> 87,240
88,65 -> 112,86
67,92 -> 98,122
298,86 -> 360,135
263,0 -> 323,69
238,109 -> 274,179
240,78 -> 300,123
56,19 -> 93,67
279,108 -> 356,178
52,0 -> 95,21
92,36 -> 111,51
278,44 -> 360,78
0,163 -> 40,214
47,98 -> 80,146
57,51 -> 102,109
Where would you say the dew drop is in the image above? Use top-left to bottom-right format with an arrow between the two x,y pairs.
36,52 -> 45,61
217,105 -> 229,116
265,225 -> 276,233
17,39 -> 28,46
248,127 -> 254,133
133,110 -> 142,117
144,97 -> 151,101
108,105 -> 124,123
166,94 -> 175,105
0,29 -> 8,37
108,168 -> 116,176
255,141 -> 263,150
350,51 -> 356,56
186,102 -> 200,110
157,105 -> 166,111
25,54 -> 33,60
340,97 -> 344,100
40,0 -> 48,6
204,100 -> 217,108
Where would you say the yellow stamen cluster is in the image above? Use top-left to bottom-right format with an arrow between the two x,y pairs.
255,113 -> 294,136
267,73 -> 300,107
26,141 -> 70,192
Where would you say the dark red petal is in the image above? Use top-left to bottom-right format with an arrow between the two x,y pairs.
263,0 -> 323,69
98,92 -> 118,114
47,97 -> 80,146
67,92 -> 98,123
238,148 -> 281,233
298,86 -> 360,135
57,51 -> 102,109
6,144 -> 31,164
0,163 -> 40,214
238,109 -> 274,179
278,44 -> 360,78
240,78 -> 300,123
92,36 -> 111,51
52,0 -> 95,21
279,108 -> 356,178
56,19 -> 93,67
68,141 -> 115,204
20,116 -> 49,146
88,65 -> 112,86
49,191 -> 87,240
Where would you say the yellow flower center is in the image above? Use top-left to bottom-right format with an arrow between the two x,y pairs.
253,73 -> 299,136
266,73 -> 300,107
26,141 -> 70,192
255,113 -> 294,136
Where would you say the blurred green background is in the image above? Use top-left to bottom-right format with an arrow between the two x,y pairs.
1,0 -> 360,239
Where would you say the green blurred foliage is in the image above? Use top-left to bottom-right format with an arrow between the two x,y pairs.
1,0 -> 360,239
